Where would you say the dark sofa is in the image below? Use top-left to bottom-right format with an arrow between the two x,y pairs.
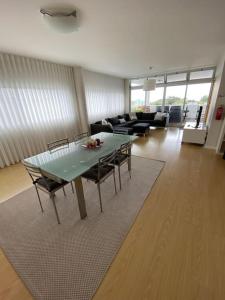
90,112 -> 167,135
136,112 -> 168,127
90,114 -> 135,135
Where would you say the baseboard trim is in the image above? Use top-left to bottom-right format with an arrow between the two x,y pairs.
204,145 -> 216,150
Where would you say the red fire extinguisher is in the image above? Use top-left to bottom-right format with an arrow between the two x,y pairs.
215,105 -> 224,120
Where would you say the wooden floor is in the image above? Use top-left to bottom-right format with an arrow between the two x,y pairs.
1,127 -> 225,300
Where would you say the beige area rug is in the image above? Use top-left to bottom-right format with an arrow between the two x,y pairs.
0,156 -> 164,300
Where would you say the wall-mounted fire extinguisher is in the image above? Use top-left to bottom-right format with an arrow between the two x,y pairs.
215,105 -> 224,120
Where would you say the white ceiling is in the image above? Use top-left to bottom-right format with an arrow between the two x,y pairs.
0,0 -> 225,78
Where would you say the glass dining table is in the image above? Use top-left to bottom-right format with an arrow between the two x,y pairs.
24,132 -> 137,219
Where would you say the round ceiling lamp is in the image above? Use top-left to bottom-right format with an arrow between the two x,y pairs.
143,79 -> 156,91
40,8 -> 79,33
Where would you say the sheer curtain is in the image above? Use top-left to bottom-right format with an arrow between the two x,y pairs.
82,69 -> 125,123
0,53 -> 80,168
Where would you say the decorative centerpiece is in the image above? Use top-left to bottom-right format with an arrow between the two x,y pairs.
82,138 -> 103,149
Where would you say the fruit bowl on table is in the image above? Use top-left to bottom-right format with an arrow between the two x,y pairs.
82,138 -> 103,149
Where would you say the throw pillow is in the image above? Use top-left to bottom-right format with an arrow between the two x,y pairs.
102,119 -> 113,129
154,112 -> 166,121
129,113 -> 137,120
119,118 -> 126,124
101,119 -> 108,125
107,122 -> 113,130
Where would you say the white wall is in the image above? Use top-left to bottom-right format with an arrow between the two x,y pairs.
205,57 -> 225,149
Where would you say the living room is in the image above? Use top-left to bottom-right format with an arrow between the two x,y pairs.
1,1 -> 225,300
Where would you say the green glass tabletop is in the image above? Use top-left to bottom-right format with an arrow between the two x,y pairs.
24,132 -> 137,182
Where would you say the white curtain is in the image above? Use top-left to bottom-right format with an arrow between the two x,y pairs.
0,53 -> 80,168
73,67 -> 89,133
82,69 -> 125,123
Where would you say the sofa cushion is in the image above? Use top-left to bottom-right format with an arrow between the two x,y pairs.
108,117 -> 120,126
124,113 -> 131,122
129,112 -> 137,120
101,119 -> 108,125
119,118 -> 126,124
136,112 -> 143,119
154,112 -> 167,121
142,112 -> 156,120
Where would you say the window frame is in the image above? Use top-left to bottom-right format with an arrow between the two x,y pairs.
129,67 -> 216,121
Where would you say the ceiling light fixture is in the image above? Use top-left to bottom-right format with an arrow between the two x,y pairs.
40,8 -> 79,33
143,78 -> 156,91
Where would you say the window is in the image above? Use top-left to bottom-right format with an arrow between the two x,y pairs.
131,89 -> 145,112
130,79 -> 144,87
167,73 -> 187,82
165,85 -> 186,106
190,69 -> 214,80
129,67 -> 215,123
185,83 -> 212,121
152,76 -> 165,84
147,87 -> 164,112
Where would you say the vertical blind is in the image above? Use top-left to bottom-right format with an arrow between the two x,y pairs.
0,53 -> 80,168
83,70 -> 125,123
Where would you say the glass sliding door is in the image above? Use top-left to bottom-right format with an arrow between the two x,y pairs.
147,87 -> 164,112
185,83 -> 212,122
129,67 -> 215,125
165,85 -> 186,123
131,89 -> 145,112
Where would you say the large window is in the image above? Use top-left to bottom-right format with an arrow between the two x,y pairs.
167,73 -> 187,82
185,83 -> 212,121
165,85 -> 186,106
147,87 -> 164,112
131,89 -> 145,112
130,67 -> 215,123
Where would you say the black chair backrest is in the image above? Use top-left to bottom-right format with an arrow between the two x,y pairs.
119,141 -> 131,155
23,161 -> 42,184
74,132 -> 89,143
47,138 -> 69,152
98,151 -> 117,179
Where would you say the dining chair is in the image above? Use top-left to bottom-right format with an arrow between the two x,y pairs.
74,132 -> 90,143
81,151 -> 117,212
113,141 -> 132,190
47,138 -> 74,194
23,161 -> 69,224
47,138 -> 69,152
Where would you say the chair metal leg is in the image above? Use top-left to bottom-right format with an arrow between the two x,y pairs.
71,182 -> 74,193
34,185 -> 44,212
97,182 -> 103,212
50,194 -> 61,224
118,166 -> 122,190
128,160 -> 131,179
62,186 -> 66,196
113,169 -> 117,193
